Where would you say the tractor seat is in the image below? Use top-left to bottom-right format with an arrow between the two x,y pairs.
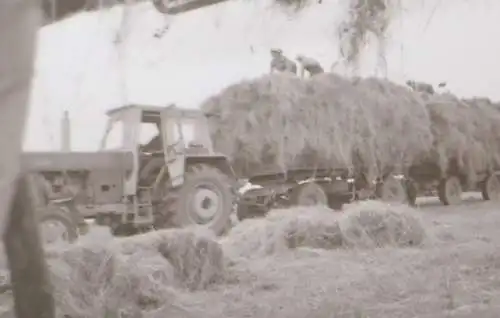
139,152 -> 164,186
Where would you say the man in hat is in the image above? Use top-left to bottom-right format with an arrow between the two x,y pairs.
270,48 -> 297,75
296,54 -> 324,78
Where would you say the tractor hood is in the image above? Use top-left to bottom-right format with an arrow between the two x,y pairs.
21,151 -> 134,173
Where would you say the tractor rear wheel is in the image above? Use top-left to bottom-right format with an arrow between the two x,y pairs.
159,164 -> 235,235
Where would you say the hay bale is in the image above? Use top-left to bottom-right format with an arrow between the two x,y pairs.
202,73 -> 433,180
113,228 -> 224,291
105,253 -> 176,318
221,206 -> 343,260
46,244 -> 118,317
223,201 -> 426,259
44,228 -> 224,317
339,200 -> 426,248
155,229 -> 225,291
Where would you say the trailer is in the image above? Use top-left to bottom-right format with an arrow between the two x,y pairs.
236,165 -> 354,221
406,158 -> 500,205
235,162 -> 413,221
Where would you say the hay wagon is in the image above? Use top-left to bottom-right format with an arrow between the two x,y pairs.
406,158 -> 500,206
402,93 -> 500,206
236,164 -> 355,221
235,160 -> 422,221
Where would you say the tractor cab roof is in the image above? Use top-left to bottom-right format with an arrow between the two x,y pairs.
106,104 -> 214,123
106,104 -> 171,117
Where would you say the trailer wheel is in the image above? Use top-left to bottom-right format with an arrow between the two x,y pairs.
327,195 -> 345,210
236,204 -> 265,221
290,182 -> 328,206
237,188 -> 268,221
405,179 -> 418,206
481,172 -> 500,201
111,223 -> 138,237
95,213 -> 112,226
38,206 -> 78,245
438,176 -> 462,205
160,164 -> 235,235
376,175 -> 408,203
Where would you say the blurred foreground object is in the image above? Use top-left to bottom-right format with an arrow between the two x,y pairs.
0,1 -> 55,317
152,0 -> 233,38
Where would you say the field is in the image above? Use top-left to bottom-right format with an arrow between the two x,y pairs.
1,194 -> 499,318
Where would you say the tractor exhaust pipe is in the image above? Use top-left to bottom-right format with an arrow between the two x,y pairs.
61,110 -> 71,151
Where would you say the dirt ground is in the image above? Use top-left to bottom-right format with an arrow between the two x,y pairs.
2,193 -> 500,318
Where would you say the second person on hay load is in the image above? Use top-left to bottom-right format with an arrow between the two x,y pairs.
269,48 -> 324,78
270,48 -> 297,75
296,54 -> 324,78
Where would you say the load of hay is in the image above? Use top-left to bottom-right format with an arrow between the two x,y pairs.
201,73 -> 433,180
421,94 -> 500,183
222,200 -> 426,260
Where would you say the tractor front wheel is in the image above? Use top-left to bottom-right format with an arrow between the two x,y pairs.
159,164 -> 235,235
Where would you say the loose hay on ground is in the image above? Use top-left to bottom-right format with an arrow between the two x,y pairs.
44,228 -> 224,317
222,200 -> 426,260
178,203 -> 500,318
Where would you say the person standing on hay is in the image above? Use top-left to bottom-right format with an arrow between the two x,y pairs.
270,48 -> 297,75
296,54 -> 324,78
406,80 -> 435,95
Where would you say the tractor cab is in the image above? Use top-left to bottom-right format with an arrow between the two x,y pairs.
101,104 -> 218,187
98,104 -> 236,235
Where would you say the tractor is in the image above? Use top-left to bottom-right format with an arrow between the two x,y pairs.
23,104 -> 238,241
96,104 -> 237,235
